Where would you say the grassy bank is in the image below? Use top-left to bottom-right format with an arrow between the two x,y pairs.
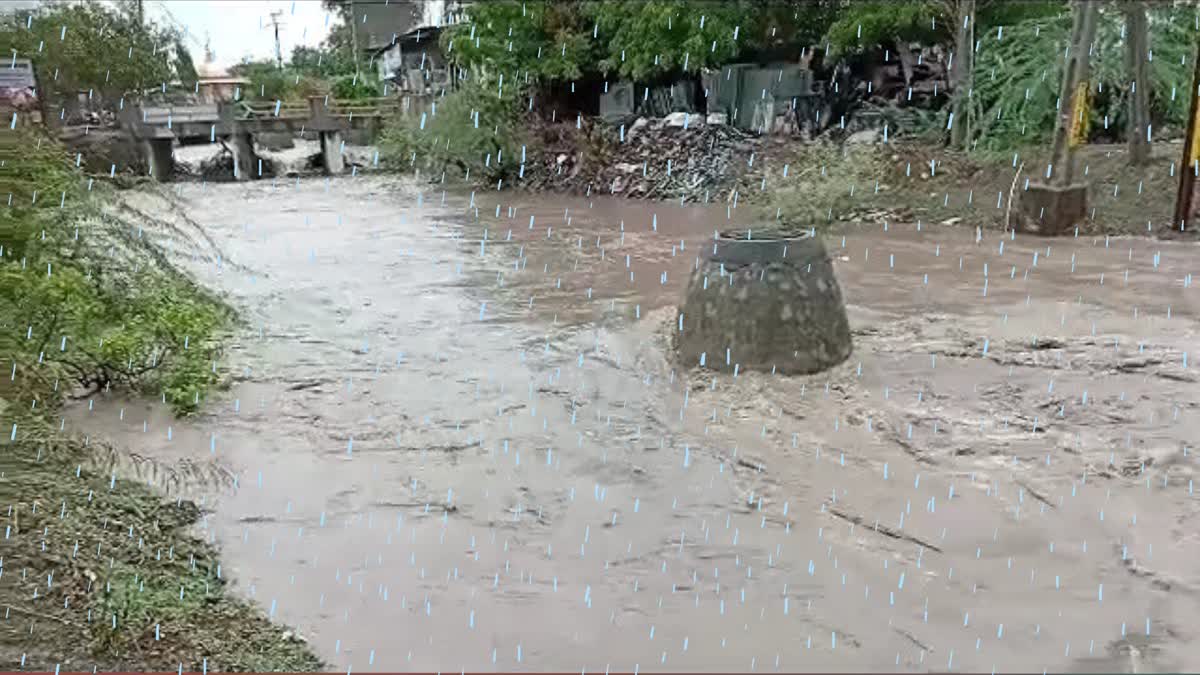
764,137 -> 1194,238
0,130 -> 321,670
377,76 -> 1190,240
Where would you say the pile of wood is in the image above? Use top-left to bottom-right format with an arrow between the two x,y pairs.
520,113 -> 762,203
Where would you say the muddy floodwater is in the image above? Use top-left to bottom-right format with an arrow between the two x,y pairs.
66,176 -> 1200,673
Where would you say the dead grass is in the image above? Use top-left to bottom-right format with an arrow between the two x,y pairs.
0,406 -> 321,672
817,139 -> 1193,238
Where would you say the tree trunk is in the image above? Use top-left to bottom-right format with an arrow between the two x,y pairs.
1124,1 -> 1151,165
1049,0 -> 1100,187
895,40 -> 916,87
949,0 -> 975,149
1173,31 -> 1200,230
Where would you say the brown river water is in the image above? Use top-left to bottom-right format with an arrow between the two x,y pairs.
66,175 -> 1200,672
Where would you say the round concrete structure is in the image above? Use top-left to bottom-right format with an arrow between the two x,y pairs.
674,230 -> 852,375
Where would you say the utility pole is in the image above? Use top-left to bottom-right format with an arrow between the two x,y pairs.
136,0 -> 144,26
1047,0 -> 1100,188
1124,0 -> 1151,165
949,0 -> 975,149
267,10 -> 285,70
1173,30 -> 1200,232
1017,0 -> 1099,235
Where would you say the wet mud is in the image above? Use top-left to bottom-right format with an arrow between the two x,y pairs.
65,176 -> 1200,672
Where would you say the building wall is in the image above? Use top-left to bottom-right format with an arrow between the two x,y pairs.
198,82 -> 241,104
376,28 -> 449,94
358,1 -> 423,51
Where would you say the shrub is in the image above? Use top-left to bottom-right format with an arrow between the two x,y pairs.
331,73 -> 382,100
381,72 -> 527,185
0,130 -> 231,416
766,142 -> 887,230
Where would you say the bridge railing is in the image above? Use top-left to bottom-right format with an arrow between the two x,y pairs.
233,97 -> 395,119
128,95 -> 417,131
237,100 -> 310,120
139,104 -> 220,124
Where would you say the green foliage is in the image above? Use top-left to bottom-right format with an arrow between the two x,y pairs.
331,73 -> 382,100
381,77 -> 527,185
1092,4 -> 1198,132
231,60 -> 295,101
172,37 -> 199,85
442,1 -> 598,83
963,13 -> 1065,149
824,1 -> 943,56
229,60 -> 326,103
968,4 -> 1198,151
291,44 -> 356,78
583,0 -> 750,80
976,0 -> 1065,29
0,135 -> 77,261
236,40 -> 370,103
824,1 -> 1067,56
747,2 -> 845,56
442,0 -> 838,85
0,2 -> 187,102
0,130 -> 231,417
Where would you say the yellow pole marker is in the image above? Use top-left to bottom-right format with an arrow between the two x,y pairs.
1069,80 -> 1090,149
1191,100 -> 1200,164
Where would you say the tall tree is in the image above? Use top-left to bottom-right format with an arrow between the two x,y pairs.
2,2 -> 183,102
1048,0 -> 1100,187
948,0 -> 976,149
442,0 -> 821,86
173,37 -> 198,85
1123,0 -> 1151,164
442,1 -> 596,83
823,0 -> 1066,148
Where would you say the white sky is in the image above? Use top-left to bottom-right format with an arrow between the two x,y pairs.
140,0 -> 335,69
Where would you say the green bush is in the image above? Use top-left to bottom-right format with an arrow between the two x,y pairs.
332,73 -> 382,100
0,130 -> 231,417
968,4 -> 1198,151
381,74 -> 527,184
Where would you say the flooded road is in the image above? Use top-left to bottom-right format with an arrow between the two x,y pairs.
67,176 -> 1200,672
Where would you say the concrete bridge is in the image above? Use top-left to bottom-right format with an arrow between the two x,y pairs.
120,97 -> 395,181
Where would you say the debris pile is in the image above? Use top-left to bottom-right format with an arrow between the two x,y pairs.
865,45 -> 950,108
521,112 -> 764,203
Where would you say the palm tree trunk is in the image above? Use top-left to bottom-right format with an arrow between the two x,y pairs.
949,0 -> 975,149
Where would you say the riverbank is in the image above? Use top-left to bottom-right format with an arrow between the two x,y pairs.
62,114 -> 1195,243
381,108 -> 1196,240
508,118 -> 1198,240
0,131 -> 321,671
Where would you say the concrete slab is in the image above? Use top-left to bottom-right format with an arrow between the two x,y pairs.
1016,183 -> 1089,236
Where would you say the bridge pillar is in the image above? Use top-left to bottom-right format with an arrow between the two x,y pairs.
143,138 -> 174,182
320,131 -> 345,175
228,132 -> 258,181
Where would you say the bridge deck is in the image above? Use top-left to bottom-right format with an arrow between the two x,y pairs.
126,98 -> 396,140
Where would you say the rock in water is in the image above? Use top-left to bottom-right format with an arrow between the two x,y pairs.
674,230 -> 852,375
